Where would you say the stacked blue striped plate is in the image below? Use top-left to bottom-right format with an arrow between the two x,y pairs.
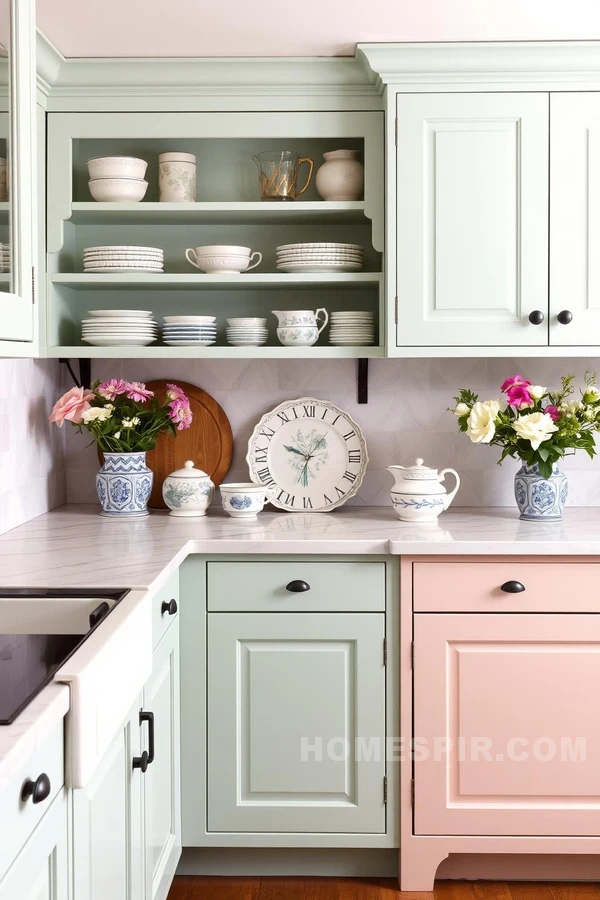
162,315 -> 217,346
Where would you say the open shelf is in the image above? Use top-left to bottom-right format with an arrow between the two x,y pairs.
48,345 -> 384,359
69,201 -> 368,226
51,272 -> 382,290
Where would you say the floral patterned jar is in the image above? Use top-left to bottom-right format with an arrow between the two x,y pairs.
162,459 -> 214,517
96,451 -> 153,518
158,152 -> 196,202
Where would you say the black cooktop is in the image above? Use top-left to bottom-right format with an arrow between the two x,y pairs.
0,588 -> 128,725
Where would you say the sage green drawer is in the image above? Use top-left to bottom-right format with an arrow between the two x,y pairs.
152,570 -> 180,649
207,561 -> 385,612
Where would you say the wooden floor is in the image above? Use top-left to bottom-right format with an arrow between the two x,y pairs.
167,878 -> 600,899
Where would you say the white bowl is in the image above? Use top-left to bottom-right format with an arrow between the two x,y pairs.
87,156 -> 148,180
88,178 -> 148,203
220,483 -> 273,519
193,245 -> 251,257
193,255 -> 254,274
226,317 -> 267,327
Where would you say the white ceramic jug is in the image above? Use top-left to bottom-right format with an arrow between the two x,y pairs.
386,458 -> 460,523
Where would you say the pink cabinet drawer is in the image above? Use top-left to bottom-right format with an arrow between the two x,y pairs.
413,561 -> 600,612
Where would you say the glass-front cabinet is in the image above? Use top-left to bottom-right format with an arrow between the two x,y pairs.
0,0 -> 36,346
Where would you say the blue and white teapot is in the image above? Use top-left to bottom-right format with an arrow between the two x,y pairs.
387,458 -> 460,523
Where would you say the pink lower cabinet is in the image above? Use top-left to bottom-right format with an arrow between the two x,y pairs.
400,558 -> 600,891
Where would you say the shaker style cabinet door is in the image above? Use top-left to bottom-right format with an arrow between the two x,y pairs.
550,93 -> 600,345
395,93 -> 549,347
0,791 -> 68,900
207,613 -> 386,834
413,614 -> 600,836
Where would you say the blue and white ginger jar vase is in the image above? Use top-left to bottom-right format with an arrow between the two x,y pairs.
96,451 -> 153,518
514,462 -> 568,521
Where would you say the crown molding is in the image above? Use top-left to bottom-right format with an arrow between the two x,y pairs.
357,41 -> 600,86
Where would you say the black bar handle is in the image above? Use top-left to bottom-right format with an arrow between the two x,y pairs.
21,773 -> 51,804
161,598 -> 178,616
285,580 -> 311,593
500,580 -> 526,593
140,710 -> 155,765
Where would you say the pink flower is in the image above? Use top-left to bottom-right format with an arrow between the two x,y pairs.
97,379 -> 128,401
168,398 -> 193,431
505,384 -> 534,409
165,383 -> 187,402
501,374 -> 531,394
125,381 -> 154,403
546,405 -> 562,422
49,386 -> 94,427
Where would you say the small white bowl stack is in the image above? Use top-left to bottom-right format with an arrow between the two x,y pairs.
162,315 -> 217,347
226,317 -> 268,346
81,309 -> 158,347
87,156 -> 149,203
329,310 -> 375,346
0,243 -> 10,273
83,245 -> 164,274
276,242 -> 364,273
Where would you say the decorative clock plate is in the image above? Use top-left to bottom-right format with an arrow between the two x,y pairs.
246,397 -> 368,512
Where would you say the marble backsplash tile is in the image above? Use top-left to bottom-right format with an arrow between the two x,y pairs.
65,357 -> 600,507
0,359 -> 66,534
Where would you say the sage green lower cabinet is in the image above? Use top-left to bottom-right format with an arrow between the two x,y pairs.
0,791 -> 68,900
142,620 -> 181,900
207,612 -> 386,834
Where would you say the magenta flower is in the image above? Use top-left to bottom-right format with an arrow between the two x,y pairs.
165,383 -> 187,402
501,374 -> 531,394
125,381 -> 154,403
505,384 -> 534,409
169,398 -> 193,430
97,379 -> 128,401
546,405 -> 562,422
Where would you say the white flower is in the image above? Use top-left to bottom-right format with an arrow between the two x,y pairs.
563,400 -> 582,414
114,431 -> 121,439
529,385 -> 546,401
122,416 -> 141,429
513,412 -> 558,450
453,402 -> 470,417
466,400 -> 500,444
584,385 -> 600,403
81,406 -> 112,423
103,403 -> 114,412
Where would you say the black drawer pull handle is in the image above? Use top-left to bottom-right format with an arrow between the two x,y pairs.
133,709 -> 155,772
500,580 -> 526,593
557,310 -> 573,325
528,310 -> 544,325
286,580 -> 311,593
21,773 -> 51,805
161,598 -> 178,616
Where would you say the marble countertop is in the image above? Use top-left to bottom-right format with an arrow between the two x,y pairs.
1,504 -> 600,591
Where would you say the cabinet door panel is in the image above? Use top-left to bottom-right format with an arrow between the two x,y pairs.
414,613 -> 600,836
395,93 -> 548,347
550,92 -> 600,345
208,613 -> 385,833
0,791 -> 68,900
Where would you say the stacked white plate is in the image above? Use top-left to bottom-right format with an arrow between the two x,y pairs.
0,242 -> 10,273
226,317 -> 268,346
329,310 -> 375,346
81,309 -> 158,346
162,315 -> 217,347
276,242 -> 364,274
83,245 -> 164,273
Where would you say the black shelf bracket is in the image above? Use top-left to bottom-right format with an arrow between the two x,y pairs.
357,358 -> 369,404
59,358 -> 92,390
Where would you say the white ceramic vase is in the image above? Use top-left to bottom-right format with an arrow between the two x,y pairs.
315,150 -> 364,201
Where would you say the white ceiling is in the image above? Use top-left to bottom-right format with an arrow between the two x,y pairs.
37,0 -> 600,58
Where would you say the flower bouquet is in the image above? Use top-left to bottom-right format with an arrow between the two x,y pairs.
452,373 -> 600,520
50,379 -> 192,517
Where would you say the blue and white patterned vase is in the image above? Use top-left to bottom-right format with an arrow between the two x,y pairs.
96,451 -> 153,518
514,462 -> 568,521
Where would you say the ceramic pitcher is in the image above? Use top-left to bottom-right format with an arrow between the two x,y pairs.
387,458 -> 460,523
272,309 -> 328,331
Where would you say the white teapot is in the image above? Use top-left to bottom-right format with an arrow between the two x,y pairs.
386,458 -> 460,523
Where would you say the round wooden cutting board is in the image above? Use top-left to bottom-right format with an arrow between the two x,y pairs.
98,380 -> 233,509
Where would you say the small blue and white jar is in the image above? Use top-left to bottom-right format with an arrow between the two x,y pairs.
96,451 -> 153,518
514,462 -> 568,521
162,460 -> 214,517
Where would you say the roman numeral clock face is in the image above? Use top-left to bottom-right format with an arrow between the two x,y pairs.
246,398 -> 368,512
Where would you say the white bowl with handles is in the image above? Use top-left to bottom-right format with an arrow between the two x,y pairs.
186,247 -> 262,274
220,483 -> 275,518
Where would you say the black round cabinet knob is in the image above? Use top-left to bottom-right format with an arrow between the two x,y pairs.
21,773 -> 51,804
285,580 -> 311,593
528,310 -> 544,325
500,580 -> 526,594
161,598 -> 178,616
132,751 -> 149,773
557,310 -> 573,325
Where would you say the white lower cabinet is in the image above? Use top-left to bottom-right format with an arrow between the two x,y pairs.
0,791 -> 68,900
207,612 -> 386,834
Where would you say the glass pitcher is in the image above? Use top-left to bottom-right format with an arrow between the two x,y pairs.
253,150 -> 314,201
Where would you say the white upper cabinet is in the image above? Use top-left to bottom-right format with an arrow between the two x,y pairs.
550,92 -> 600,346
0,0 -> 36,345
394,93 -> 549,348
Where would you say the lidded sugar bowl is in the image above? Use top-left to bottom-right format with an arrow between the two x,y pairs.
162,460 -> 214,517
387,458 -> 460,523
